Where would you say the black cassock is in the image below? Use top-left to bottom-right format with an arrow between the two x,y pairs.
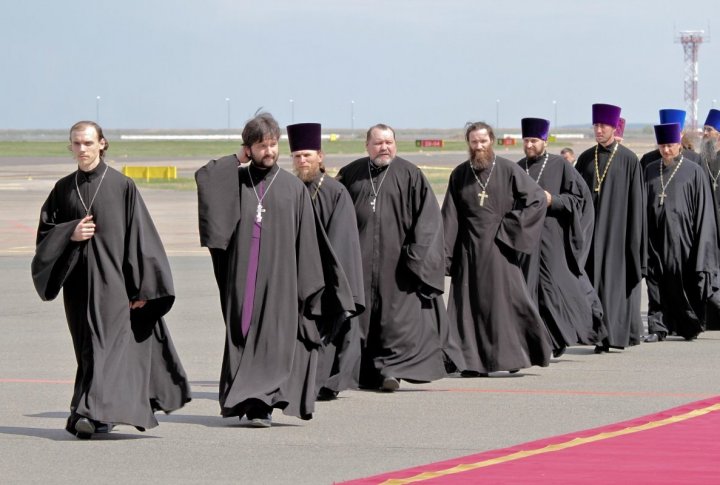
442,157 -> 552,373
304,172 -> 365,395
700,152 -> 720,330
645,157 -> 719,338
576,142 -> 646,348
196,157 -> 351,420
337,157 -> 462,387
31,161 -> 190,432
518,154 -> 605,351
640,148 -> 700,171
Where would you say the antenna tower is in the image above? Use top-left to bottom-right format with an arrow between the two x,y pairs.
675,30 -> 709,132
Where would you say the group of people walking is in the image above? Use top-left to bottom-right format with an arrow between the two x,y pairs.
32,103 -> 720,437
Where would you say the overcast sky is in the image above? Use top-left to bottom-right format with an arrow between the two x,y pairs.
1,0 -> 718,130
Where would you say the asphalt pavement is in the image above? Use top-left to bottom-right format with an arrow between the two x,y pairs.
1,153 -> 718,484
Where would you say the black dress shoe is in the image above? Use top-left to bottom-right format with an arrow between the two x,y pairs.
552,347 -> 567,358
643,333 -> 659,343
594,343 -> 610,354
317,387 -> 339,401
74,417 -> 95,439
508,369 -> 520,374
460,370 -> 489,378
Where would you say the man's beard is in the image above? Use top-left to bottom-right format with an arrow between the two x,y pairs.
250,153 -> 279,169
295,165 -> 321,183
701,138 -> 719,168
469,147 -> 495,170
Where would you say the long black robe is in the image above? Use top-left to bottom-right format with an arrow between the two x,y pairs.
196,157 -> 336,420
337,156 -> 462,387
305,172 -> 365,394
518,154 -> 605,350
640,148 -> 700,171
31,160 -> 190,432
643,150 -> 706,333
442,157 -> 552,373
700,150 -> 720,330
645,157 -> 719,338
576,142 -> 646,348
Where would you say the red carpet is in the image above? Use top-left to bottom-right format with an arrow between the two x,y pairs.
341,396 -> 720,484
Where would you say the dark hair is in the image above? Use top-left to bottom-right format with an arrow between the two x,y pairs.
464,121 -> 495,142
560,147 -> 574,156
242,112 -> 280,147
69,120 -> 109,156
366,123 -> 396,143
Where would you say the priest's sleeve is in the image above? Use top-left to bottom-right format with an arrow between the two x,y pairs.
31,188 -> 82,301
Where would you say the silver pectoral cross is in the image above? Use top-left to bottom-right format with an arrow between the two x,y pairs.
658,192 -> 667,206
714,181 -> 718,191
478,190 -> 489,207
370,196 -> 377,213
255,203 -> 266,223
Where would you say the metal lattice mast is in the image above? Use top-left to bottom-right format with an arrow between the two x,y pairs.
675,31 -> 708,133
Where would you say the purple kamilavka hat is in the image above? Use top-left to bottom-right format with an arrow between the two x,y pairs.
287,123 -> 322,152
521,118 -> 550,141
654,123 -> 682,145
592,103 -> 622,127
614,117 -> 626,138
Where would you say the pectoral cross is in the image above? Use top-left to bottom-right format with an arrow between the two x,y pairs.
714,181 -> 718,191
658,192 -> 667,206
594,185 -> 600,193
370,196 -> 377,213
255,203 -> 266,223
478,190 -> 489,207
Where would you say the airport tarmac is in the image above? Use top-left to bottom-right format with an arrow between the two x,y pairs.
1,153 -> 717,484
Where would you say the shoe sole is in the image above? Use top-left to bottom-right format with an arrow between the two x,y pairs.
74,418 -> 95,438
381,378 -> 400,392
249,418 -> 272,428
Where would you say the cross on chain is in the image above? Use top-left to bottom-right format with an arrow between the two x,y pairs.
370,196 -> 377,213
255,203 -> 266,223
478,190 -> 489,207
658,192 -> 667,206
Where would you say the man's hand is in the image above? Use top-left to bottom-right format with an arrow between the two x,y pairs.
545,190 -> 552,207
70,215 -> 95,241
129,300 -> 147,310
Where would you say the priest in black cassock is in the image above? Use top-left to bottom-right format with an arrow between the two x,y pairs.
644,122 -> 719,341
517,118 -> 604,358
575,104 -> 646,352
32,121 -> 190,439
196,113 -> 350,427
700,109 -> 720,330
442,121 -> 552,375
639,109 -> 700,171
336,124 -> 462,392
288,122 -> 365,401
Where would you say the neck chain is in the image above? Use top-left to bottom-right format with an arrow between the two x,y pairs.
593,142 -> 619,194
368,161 -> 390,213
705,159 -> 720,191
75,164 -> 109,215
248,165 -> 280,223
658,156 -> 684,206
524,152 -> 549,184
312,173 -> 326,201
470,156 -> 496,207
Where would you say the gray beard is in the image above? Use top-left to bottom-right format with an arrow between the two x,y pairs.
370,157 -> 392,167
701,139 -> 720,171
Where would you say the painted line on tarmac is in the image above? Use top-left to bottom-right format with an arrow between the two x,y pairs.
430,388 -> 713,398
